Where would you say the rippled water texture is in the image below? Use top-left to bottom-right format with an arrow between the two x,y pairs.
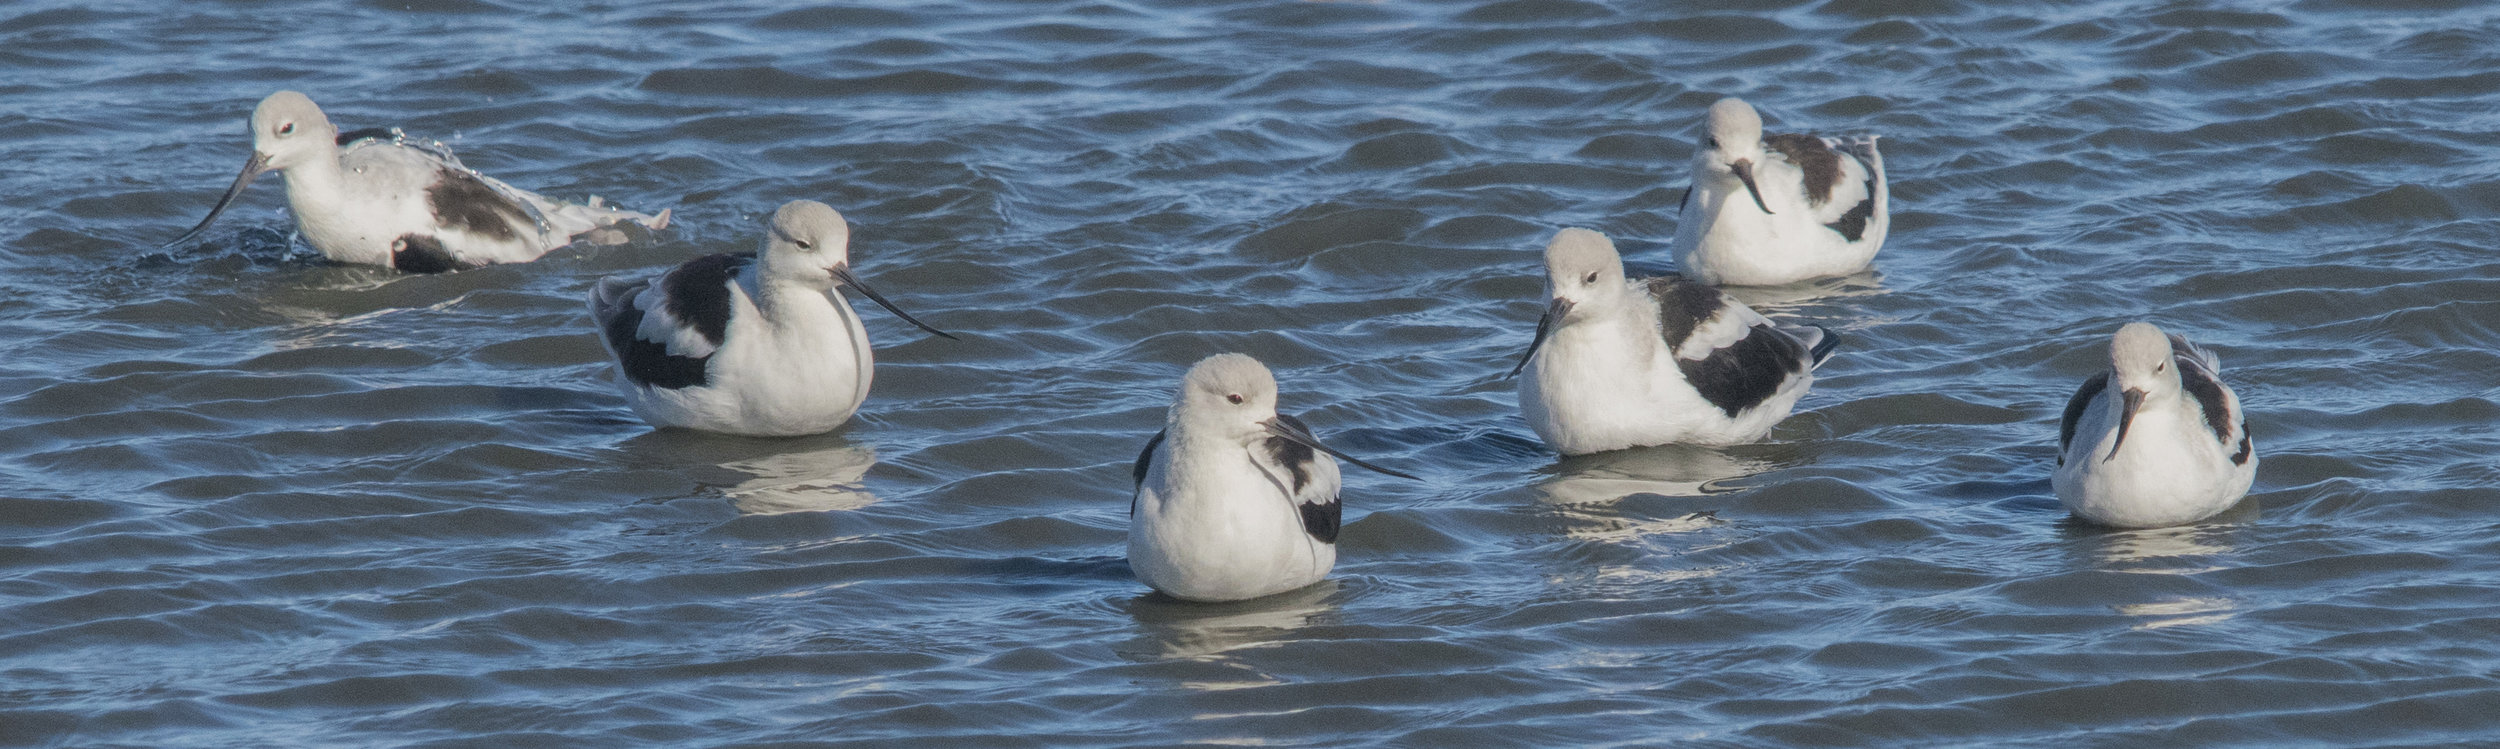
6,0 -> 2500,745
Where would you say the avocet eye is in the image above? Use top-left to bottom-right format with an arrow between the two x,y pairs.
1704,137 -> 1719,149
1582,272 -> 1598,284
796,240 -> 814,251
1225,393 -> 1244,405
2156,362 -> 2167,372
278,122 -> 296,135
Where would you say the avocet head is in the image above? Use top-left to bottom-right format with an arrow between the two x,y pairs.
161,91 -> 343,250
250,91 -> 340,171
1698,97 -> 1775,216
2103,322 -> 2181,460
1175,353 -> 1281,437
1173,353 -> 1418,480
1506,228 -> 1626,378
762,200 -> 954,340
1540,227 -> 1628,319
759,200 -> 853,281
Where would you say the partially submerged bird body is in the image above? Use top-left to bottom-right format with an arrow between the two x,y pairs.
1131,416 -> 1343,603
1129,354 -> 1414,603
594,254 -> 874,436
1517,228 -> 1836,455
169,91 -> 667,272
2054,323 -> 2256,528
589,201 -> 950,437
1672,97 -> 1887,287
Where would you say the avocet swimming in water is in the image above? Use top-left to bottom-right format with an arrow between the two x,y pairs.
588,200 -> 953,437
1671,97 -> 1888,286
2054,322 -> 2256,528
1513,228 -> 1838,455
163,90 -> 669,272
1129,353 -> 1418,603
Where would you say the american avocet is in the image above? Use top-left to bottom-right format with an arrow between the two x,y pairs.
588,200 -> 951,437
2054,322 -> 2256,528
1129,353 -> 1418,603
1672,97 -> 1888,286
1513,228 -> 1838,455
164,91 -> 669,272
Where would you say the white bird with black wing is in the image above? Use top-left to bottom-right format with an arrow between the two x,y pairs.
587,200 -> 954,437
2054,322 -> 2257,528
1671,97 -> 1888,286
1513,228 -> 1839,455
1129,353 -> 1418,603
164,90 -> 669,272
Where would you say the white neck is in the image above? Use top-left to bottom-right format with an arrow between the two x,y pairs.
1561,298 -> 1661,358
752,273 -> 834,319
278,148 -> 348,223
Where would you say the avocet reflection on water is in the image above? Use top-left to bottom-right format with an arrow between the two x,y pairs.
1121,581 -> 1340,665
724,441 -> 880,515
2066,512 -> 2257,630
1536,443 -> 1777,507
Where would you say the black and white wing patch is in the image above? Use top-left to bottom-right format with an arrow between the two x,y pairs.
592,252 -> 753,390
1647,275 -> 1819,418
334,127 -> 397,146
1261,413 -> 1341,544
339,137 -> 550,251
2057,371 -> 2110,466
1130,428 -> 1166,517
426,168 -> 537,245
2169,334 -> 2253,466
1763,133 -> 1880,242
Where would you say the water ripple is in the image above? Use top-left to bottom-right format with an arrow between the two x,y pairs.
4,0 -> 2500,745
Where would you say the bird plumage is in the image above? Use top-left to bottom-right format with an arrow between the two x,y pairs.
587,200 -> 951,437
1672,97 -> 1889,286
165,90 -> 668,271
2053,322 -> 2256,528
1128,354 -> 1414,603
1516,228 -> 1836,455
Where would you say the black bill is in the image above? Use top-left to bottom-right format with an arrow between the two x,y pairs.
1264,417 -> 1419,481
832,264 -> 958,340
1506,298 -> 1570,379
2103,387 -> 2147,463
1731,159 -> 1775,216
161,150 -> 273,250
